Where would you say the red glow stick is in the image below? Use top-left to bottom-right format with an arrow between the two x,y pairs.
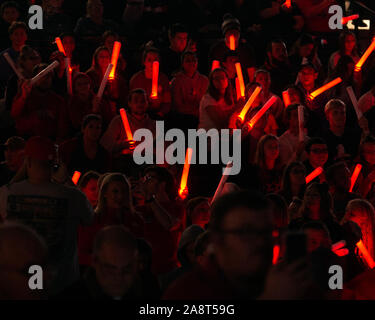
356,240 -> 375,269
284,0 -> 291,8
150,61 -> 159,99
308,77 -> 342,100
235,78 -> 241,101
229,35 -> 235,51
211,161 -> 233,204
282,90 -> 291,107
349,163 -> 362,192
119,108 -> 133,141
72,171 -> 81,185
273,244 -> 280,265
211,60 -> 220,71
355,37 -> 375,72
55,37 -> 66,56
305,167 -> 323,184
178,148 -> 193,199
235,62 -> 245,98
341,14 -> 359,25
65,58 -> 72,95
97,63 -> 113,99
109,41 -> 121,80
238,86 -> 262,122
245,96 -> 277,130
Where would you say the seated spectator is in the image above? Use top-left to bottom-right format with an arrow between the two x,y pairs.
170,51 -> 208,130
78,170 -> 100,209
60,32 -> 80,72
102,30 -> 127,79
0,136 -> 25,187
0,222 -> 47,300
164,190 -> 314,299
209,14 -> 256,83
0,21 -> 27,96
0,1 -> 21,51
279,161 -> 307,205
78,173 -> 144,267
59,114 -> 111,175
289,182 -> 343,242
185,197 -> 210,229
59,226 -> 144,300
129,47 -> 171,118
160,23 -> 189,80
328,31 -> 360,75
326,161 -> 360,222
303,137 -> 328,183
136,166 -> 185,275
11,63 -> 68,141
254,134 -> 284,194
0,136 -> 94,295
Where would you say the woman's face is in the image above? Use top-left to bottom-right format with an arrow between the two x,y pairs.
104,181 -> 128,209
144,52 -> 159,71
289,165 -> 306,186
264,139 -> 279,161
246,87 -> 263,107
81,178 -> 99,207
212,70 -> 228,92
304,187 -> 321,213
97,50 -> 110,70
363,143 -> 375,165
82,119 -> 102,142
104,35 -> 116,51
190,201 -> 210,228
288,88 -> 301,104
74,76 -> 91,96
344,34 -> 356,53
255,73 -> 270,92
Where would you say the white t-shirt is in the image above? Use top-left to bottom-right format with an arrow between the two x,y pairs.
0,180 -> 94,295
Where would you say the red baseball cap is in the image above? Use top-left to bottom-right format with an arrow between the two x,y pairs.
25,136 -> 55,162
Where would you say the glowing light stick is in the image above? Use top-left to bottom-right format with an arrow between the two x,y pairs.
109,41 -> 121,80
150,61 -> 159,99
72,171 -> 81,185
238,86 -> 262,122
211,60 -> 220,71
298,105 -> 304,142
178,148 -> 193,199
65,58 -> 72,95
211,161 -> 233,204
346,86 -> 363,120
354,37 -> 375,72
273,244 -> 280,265
305,167 -> 323,184
229,35 -> 235,51
97,63 -> 113,99
282,90 -> 291,107
3,52 -> 24,79
235,78 -> 241,101
342,14 -> 359,25
356,240 -> 375,269
245,96 -> 277,130
119,108 -> 133,141
55,37 -> 66,56
308,77 -> 342,100
284,0 -> 291,8
332,240 -> 349,257
30,61 -> 59,85
235,62 -> 245,98
349,164 -> 362,192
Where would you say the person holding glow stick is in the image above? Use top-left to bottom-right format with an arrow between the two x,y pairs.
302,138 -> 328,184
357,136 -> 375,200
329,31 -> 359,73
130,47 -> 171,118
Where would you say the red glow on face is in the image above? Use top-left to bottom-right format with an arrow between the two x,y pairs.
72,171 -> 81,185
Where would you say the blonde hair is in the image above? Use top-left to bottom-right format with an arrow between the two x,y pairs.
342,199 -> 375,259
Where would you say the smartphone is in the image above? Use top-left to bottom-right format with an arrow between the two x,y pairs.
285,231 -> 307,263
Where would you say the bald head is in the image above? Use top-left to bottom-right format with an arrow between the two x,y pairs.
0,223 -> 47,300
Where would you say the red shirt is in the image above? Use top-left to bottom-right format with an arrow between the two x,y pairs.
137,200 -> 185,275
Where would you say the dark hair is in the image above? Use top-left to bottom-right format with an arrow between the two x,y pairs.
186,197 -> 210,226
143,166 -> 177,200
209,190 -> 270,233
194,230 -> 211,257
91,46 -> 110,71
222,50 -> 239,63
338,31 -> 358,57
283,85 -> 306,106
78,170 -> 100,189
169,23 -> 188,38
81,114 -> 102,130
102,30 -> 118,42
305,137 -> 327,154
281,161 -> 306,203
290,34 -> 317,59
266,39 -> 285,53
302,220 -> 331,237
328,55 -> 354,83
128,88 -> 147,104
325,161 -> 348,185
359,135 -> 375,163
181,51 -> 197,64
8,21 -> 26,35
300,183 -> 334,221
207,68 -> 233,105
142,46 -> 159,64
266,193 -> 288,229
1,1 -> 19,16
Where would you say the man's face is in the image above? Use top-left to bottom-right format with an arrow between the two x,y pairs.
305,229 -> 329,253
182,54 -> 198,75
327,107 -> 346,128
93,243 -> 138,298
10,27 -> 27,47
299,43 -> 314,58
299,67 -> 317,88
271,42 -> 287,63
129,92 -> 148,116
214,206 -> 273,278
81,178 -> 99,207
4,148 -> 24,171
2,7 -> 19,24
308,144 -> 328,168
171,32 -> 188,53
97,49 -> 110,70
